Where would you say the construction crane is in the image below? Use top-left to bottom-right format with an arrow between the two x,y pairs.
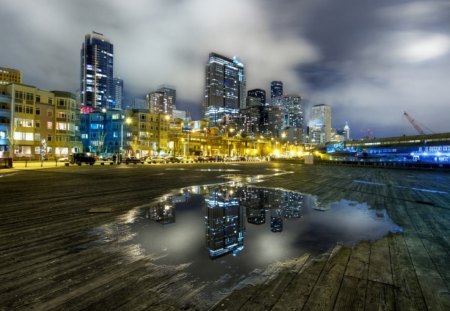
403,111 -> 426,135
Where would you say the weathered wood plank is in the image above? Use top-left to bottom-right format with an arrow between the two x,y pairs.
389,233 -> 427,310
364,280 -> 395,311
302,246 -> 351,311
271,253 -> 330,311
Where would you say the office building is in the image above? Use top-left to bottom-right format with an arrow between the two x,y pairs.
0,67 -> 22,85
283,95 -> 304,143
309,104 -> 331,144
146,91 -> 173,116
270,81 -> 283,100
203,52 -> 246,125
80,31 -> 114,112
113,78 -> 123,109
247,89 -> 266,106
157,85 -> 176,108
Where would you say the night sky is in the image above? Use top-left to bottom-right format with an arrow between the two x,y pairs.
1,0 -> 449,138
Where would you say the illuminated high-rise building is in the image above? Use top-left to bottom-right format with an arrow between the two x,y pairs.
203,52 -> 246,125
0,67 -> 22,85
309,104 -> 331,144
157,85 -> 176,109
247,89 -> 266,106
113,78 -> 123,109
270,81 -> 283,100
80,31 -> 114,112
146,88 -> 174,115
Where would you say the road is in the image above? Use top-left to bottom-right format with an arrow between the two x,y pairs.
1,162 -> 449,310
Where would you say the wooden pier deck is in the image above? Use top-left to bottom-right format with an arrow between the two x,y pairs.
1,163 -> 449,310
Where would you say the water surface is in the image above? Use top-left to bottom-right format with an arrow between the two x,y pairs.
114,181 -> 402,303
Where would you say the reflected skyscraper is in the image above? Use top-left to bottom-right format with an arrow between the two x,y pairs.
147,201 -> 176,224
270,209 -> 283,232
80,31 -> 114,112
204,186 -> 245,258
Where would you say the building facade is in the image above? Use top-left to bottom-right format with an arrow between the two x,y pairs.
203,52 -> 246,125
80,31 -> 114,111
113,77 -> 123,109
0,67 -> 22,85
146,88 -> 175,116
124,110 -> 170,158
309,104 -> 331,144
0,83 -> 81,159
270,81 -> 283,101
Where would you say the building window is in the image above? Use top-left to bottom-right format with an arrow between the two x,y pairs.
36,108 -> 40,115
47,135 -> 52,142
47,110 -> 53,117
47,121 -> 53,129
48,98 -> 53,105
36,95 -> 40,103
56,122 -> 67,130
15,91 -> 23,99
34,133 -> 41,141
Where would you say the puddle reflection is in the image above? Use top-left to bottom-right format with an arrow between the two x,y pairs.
101,182 -> 402,305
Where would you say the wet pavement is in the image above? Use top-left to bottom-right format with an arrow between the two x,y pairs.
91,172 -> 402,306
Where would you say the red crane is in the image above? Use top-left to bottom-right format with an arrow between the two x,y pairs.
403,111 -> 426,135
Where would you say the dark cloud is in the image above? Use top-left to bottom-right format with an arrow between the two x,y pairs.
1,0 -> 449,138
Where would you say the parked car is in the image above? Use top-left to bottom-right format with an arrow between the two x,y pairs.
124,156 -> 144,164
148,157 -> 166,164
57,157 -> 69,162
165,156 -> 182,163
70,153 -> 96,165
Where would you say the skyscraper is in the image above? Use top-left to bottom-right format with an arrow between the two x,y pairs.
270,81 -> 283,100
309,104 -> 331,144
113,78 -> 123,109
203,52 -> 246,125
157,85 -> 176,109
283,95 -> 304,143
146,88 -> 175,115
247,89 -> 266,106
80,31 -> 114,112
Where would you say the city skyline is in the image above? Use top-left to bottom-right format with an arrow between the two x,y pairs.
1,0 -> 450,138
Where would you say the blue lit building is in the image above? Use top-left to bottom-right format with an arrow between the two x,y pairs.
203,52 -> 246,125
80,32 -> 114,112
325,132 -> 450,167
80,108 -> 125,155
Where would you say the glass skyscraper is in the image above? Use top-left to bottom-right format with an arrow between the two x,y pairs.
270,81 -> 283,100
203,52 -> 246,125
113,78 -> 123,109
80,31 -> 114,112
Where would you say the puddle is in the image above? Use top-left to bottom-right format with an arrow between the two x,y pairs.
94,181 -> 402,307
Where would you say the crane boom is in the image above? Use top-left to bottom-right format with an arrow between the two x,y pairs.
403,111 -> 425,135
